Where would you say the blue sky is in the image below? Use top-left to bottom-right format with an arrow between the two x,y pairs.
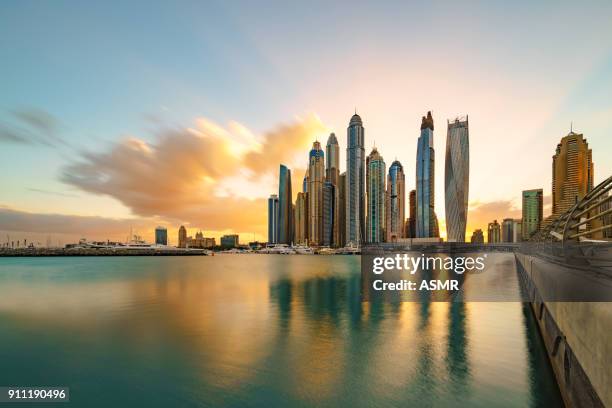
1,0 -> 611,243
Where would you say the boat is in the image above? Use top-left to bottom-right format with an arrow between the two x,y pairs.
260,244 -> 296,254
292,245 -> 314,255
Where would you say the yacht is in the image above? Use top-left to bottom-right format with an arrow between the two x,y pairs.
292,245 -> 314,255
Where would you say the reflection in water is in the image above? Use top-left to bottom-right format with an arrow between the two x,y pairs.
0,255 -> 562,407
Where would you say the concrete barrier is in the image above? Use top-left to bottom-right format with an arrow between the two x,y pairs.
516,252 -> 611,408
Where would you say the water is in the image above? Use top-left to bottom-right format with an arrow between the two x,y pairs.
0,255 -> 562,407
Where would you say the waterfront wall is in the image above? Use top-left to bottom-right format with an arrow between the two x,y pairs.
515,252 -> 611,408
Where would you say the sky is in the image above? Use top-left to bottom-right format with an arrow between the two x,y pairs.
1,0 -> 612,245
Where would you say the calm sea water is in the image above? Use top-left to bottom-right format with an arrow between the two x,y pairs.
0,255 -> 562,407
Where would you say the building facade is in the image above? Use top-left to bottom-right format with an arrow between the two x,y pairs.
416,111 -> 439,238
346,113 -> 365,245
338,172 -> 347,247
444,116 -> 469,242
178,225 -> 187,248
326,133 -> 340,246
552,131 -> 594,216
385,160 -> 405,242
488,220 -> 501,243
522,189 -> 543,240
155,226 -> 168,245
366,147 -> 386,243
220,234 -> 239,248
278,165 -> 293,244
268,194 -> 279,244
322,182 -> 336,246
294,192 -> 308,245
471,229 -> 484,244
405,189 -> 416,238
501,218 -> 514,243
308,141 -> 325,245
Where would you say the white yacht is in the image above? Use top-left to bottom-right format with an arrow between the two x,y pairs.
292,245 -> 314,255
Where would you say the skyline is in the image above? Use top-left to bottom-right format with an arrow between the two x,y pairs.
1,1 -> 612,244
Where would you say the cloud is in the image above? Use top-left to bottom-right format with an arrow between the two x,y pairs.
0,108 -> 64,146
60,114 -> 325,234
27,188 -> 80,198
0,206 -> 146,237
466,199 -> 521,235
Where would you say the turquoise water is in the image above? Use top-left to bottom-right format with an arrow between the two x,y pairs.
0,255 -> 562,407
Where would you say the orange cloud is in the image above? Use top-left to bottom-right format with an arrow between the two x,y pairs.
59,115 -> 326,237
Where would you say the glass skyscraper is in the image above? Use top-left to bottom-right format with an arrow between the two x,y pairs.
268,194 -> 279,244
385,160 -> 405,242
416,111 -> 439,238
278,165 -> 292,244
444,116 -> 469,242
346,113 -> 365,245
366,147 -> 385,243
522,189 -> 543,240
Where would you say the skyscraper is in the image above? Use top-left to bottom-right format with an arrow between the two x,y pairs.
385,160 -> 405,242
322,181 -> 336,246
326,133 -> 340,186
308,141 -> 325,245
155,226 -> 168,245
346,113 -> 365,245
522,189 -> 543,240
552,131 -> 594,216
338,172 -> 347,247
326,133 -> 340,246
488,220 -> 501,243
278,165 -> 293,244
178,225 -> 187,248
445,116 -> 469,242
294,192 -> 308,245
366,147 -> 386,243
406,189 -> 416,238
268,194 -> 279,244
416,111 -> 439,238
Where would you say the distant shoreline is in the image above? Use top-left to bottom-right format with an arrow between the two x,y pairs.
0,248 -> 211,257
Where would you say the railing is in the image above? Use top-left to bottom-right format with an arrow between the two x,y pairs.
530,175 -> 612,243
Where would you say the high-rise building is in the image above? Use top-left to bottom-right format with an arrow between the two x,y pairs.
488,220 -> 501,243
326,132 -> 340,246
366,147 -> 386,243
522,189 -> 543,240
501,218 -> 514,243
406,189 -> 416,238
471,229 -> 484,244
294,192 -> 308,245
220,234 -> 239,248
278,165 -> 293,244
322,182 -> 336,246
512,219 -> 522,243
178,225 -> 187,248
552,131 -> 594,216
416,111 -> 439,238
385,160 -> 405,242
338,172 -> 347,247
155,226 -> 168,245
445,116 -> 469,242
326,133 -> 340,186
268,194 -> 279,244
308,141 -> 325,245
346,113 -> 365,245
